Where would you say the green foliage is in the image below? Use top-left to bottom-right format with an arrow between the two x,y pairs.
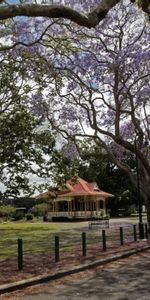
0,205 -> 16,218
135,0 -> 150,22
12,197 -> 37,210
51,149 -> 79,189
0,106 -> 57,197
78,155 -> 137,216
33,203 -> 49,216
0,55 -> 80,198
13,212 -> 24,221
0,53 -> 58,198
25,213 -> 34,221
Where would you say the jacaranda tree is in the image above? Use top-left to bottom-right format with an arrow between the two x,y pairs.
0,0 -> 150,227
18,1 -> 150,227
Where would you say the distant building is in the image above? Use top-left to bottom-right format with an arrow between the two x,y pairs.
36,177 -> 114,220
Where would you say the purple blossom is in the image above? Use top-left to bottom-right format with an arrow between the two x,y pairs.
120,123 -> 135,139
62,142 -> 78,160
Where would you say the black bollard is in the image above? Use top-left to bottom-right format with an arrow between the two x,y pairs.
82,232 -> 87,256
18,238 -> 23,271
102,230 -> 106,251
55,236 -> 60,262
120,227 -> 124,246
133,224 -> 137,242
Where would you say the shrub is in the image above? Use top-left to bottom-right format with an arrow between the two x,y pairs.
0,205 -> 16,219
33,203 -> 49,216
13,214 -> 23,221
43,215 -> 48,222
25,213 -> 34,221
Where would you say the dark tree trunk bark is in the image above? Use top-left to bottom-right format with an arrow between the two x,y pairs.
143,185 -> 150,240
145,199 -> 150,232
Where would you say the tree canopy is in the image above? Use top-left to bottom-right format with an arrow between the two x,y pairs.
78,153 -> 138,216
0,0 -> 150,227
15,0 -> 149,222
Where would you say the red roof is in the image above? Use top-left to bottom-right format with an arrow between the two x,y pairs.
36,190 -> 56,199
36,178 -> 114,199
58,178 -> 114,198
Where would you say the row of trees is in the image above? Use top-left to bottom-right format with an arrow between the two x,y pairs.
0,203 -> 50,220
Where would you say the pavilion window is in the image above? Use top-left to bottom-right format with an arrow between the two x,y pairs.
93,202 -> 96,211
74,199 -> 79,211
82,201 -> 85,211
58,201 -> 68,211
99,200 -> 104,209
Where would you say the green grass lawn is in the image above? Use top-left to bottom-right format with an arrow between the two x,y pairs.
0,221 -> 87,259
0,217 -> 146,260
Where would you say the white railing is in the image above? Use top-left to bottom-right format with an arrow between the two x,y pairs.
47,210 -> 105,219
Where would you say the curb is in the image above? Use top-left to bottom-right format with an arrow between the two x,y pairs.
0,245 -> 150,295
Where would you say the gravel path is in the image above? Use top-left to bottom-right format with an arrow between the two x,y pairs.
1,248 -> 150,300
0,217 -> 148,300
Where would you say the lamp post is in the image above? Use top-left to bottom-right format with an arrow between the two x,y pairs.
134,137 -> 144,239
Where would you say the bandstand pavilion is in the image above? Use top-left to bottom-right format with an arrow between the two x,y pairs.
37,177 -> 114,220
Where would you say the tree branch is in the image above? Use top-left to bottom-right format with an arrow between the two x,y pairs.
0,1 -> 120,27
0,0 -> 149,28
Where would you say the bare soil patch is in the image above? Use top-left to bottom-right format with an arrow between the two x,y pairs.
0,241 -> 148,286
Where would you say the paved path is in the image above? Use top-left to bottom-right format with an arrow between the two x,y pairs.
9,249 -> 150,300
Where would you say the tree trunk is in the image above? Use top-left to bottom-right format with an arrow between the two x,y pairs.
145,199 -> 150,231
143,186 -> 150,239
